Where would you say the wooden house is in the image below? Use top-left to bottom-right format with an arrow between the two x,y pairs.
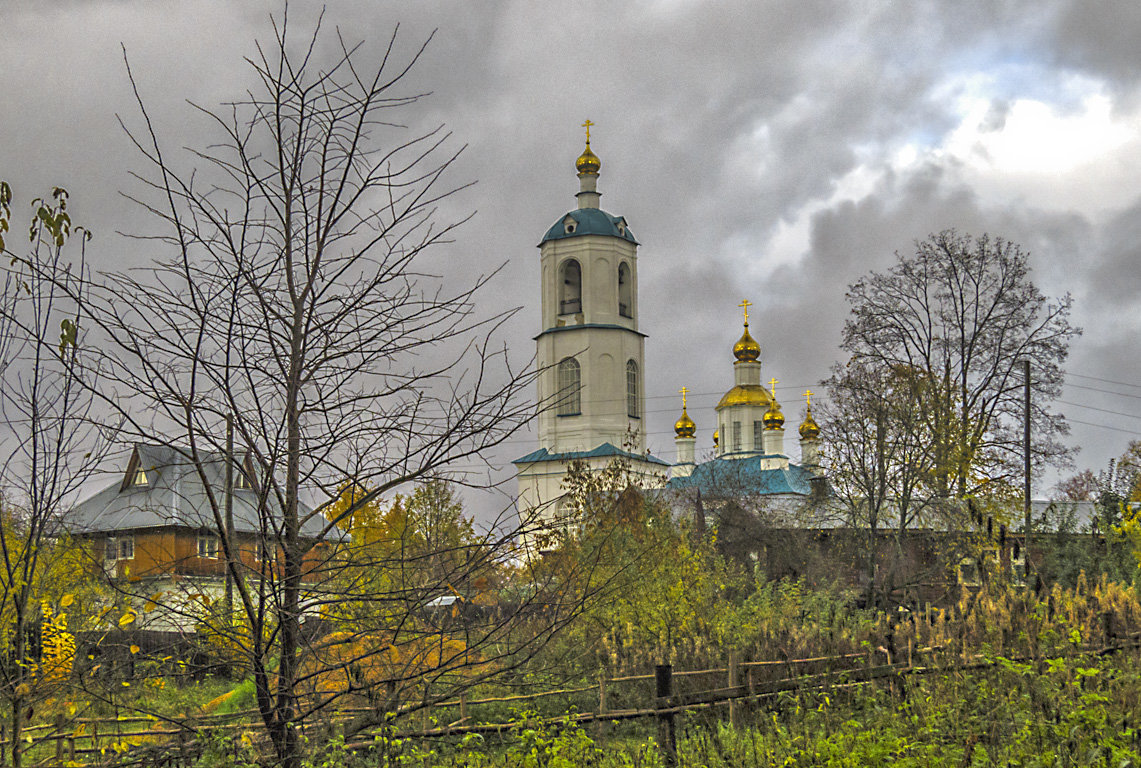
69,443 -> 337,631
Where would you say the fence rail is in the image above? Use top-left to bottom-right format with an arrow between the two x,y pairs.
3,637 -> 1138,767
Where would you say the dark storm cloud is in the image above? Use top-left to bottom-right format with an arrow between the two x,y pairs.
3,0 -> 1140,511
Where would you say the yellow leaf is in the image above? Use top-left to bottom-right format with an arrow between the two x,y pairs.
129,645 -> 140,655
121,681 -> 130,687
119,612 -> 136,627
60,594 -> 74,607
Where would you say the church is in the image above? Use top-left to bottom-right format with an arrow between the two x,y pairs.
513,127 -> 825,536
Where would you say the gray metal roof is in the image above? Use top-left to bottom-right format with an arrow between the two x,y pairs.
68,444 -> 328,539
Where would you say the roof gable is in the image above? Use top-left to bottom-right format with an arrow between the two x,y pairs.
71,443 -> 325,539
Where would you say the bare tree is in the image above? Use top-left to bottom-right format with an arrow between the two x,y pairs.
0,186 -> 106,768
819,360 -> 944,603
50,15 -> 569,767
842,230 -> 1079,500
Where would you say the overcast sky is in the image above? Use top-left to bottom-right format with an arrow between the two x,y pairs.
5,0 -> 1141,514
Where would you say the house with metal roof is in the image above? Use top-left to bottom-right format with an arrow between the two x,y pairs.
69,443 -> 334,630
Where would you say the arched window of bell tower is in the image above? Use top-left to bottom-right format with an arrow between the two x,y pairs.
618,262 -> 632,318
626,359 -> 639,418
556,357 -> 581,416
559,260 -> 582,315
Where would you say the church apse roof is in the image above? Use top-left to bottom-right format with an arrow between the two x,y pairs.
667,456 -> 816,496
513,442 -> 669,466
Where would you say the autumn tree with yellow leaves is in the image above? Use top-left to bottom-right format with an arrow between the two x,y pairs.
305,480 -> 521,725
0,185 -> 107,768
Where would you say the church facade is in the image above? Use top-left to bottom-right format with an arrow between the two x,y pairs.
514,129 -> 824,538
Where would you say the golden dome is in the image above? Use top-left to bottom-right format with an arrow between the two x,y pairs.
716,384 -> 773,410
713,429 -> 719,446
763,399 -> 785,430
733,325 -> 760,362
674,407 -> 696,438
799,406 -> 820,440
576,142 -> 601,175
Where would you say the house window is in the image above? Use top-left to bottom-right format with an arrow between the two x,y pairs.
732,421 -> 742,452
754,421 -> 765,452
626,360 -> 639,418
618,262 -> 632,318
197,534 -> 219,559
958,557 -> 980,587
105,538 -> 117,562
559,259 -> 582,314
234,469 -> 252,490
556,357 -> 581,416
132,468 -> 148,486
118,536 -> 134,560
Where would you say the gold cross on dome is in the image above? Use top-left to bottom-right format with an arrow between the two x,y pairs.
582,119 -> 594,143
738,298 -> 752,325
804,389 -> 814,406
679,386 -> 689,409
769,378 -> 778,396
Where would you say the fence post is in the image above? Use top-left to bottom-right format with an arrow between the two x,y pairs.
54,713 -> 64,763
728,650 -> 740,729
459,693 -> 468,724
596,670 -> 608,742
656,664 -> 677,768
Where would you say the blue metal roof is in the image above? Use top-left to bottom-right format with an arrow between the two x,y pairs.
513,442 -> 669,467
667,456 -> 816,496
540,208 -> 638,245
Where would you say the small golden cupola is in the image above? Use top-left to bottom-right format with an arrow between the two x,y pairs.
674,386 -> 696,438
799,389 -> 820,439
733,298 -> 760,362
763,378 -> 785,430
576,119 -> 601,175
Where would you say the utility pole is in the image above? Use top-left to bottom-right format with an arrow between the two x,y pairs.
1023,359 -> 1031,572
225,413 -> 234,619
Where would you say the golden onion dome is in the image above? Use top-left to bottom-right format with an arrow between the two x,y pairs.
733,325 -> 761,362
674,407 -> 696,439
715,384 -> 773,410
713,429 -> 719,446
763,399 -> 785,430
576,142 -> 601,175
799,405 -> 820,440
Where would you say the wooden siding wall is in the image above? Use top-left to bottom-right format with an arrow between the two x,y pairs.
87,529 -> 332,582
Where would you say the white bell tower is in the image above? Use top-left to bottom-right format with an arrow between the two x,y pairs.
515,124 -> 668,541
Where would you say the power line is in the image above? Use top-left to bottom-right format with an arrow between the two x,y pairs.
1066,418 -> 1141,437
1057,400 -> 1141,422
1065,372 -> 1141,391
1063,382 -> 1141,401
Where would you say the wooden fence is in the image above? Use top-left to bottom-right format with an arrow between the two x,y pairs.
3,638 -> 1138,767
